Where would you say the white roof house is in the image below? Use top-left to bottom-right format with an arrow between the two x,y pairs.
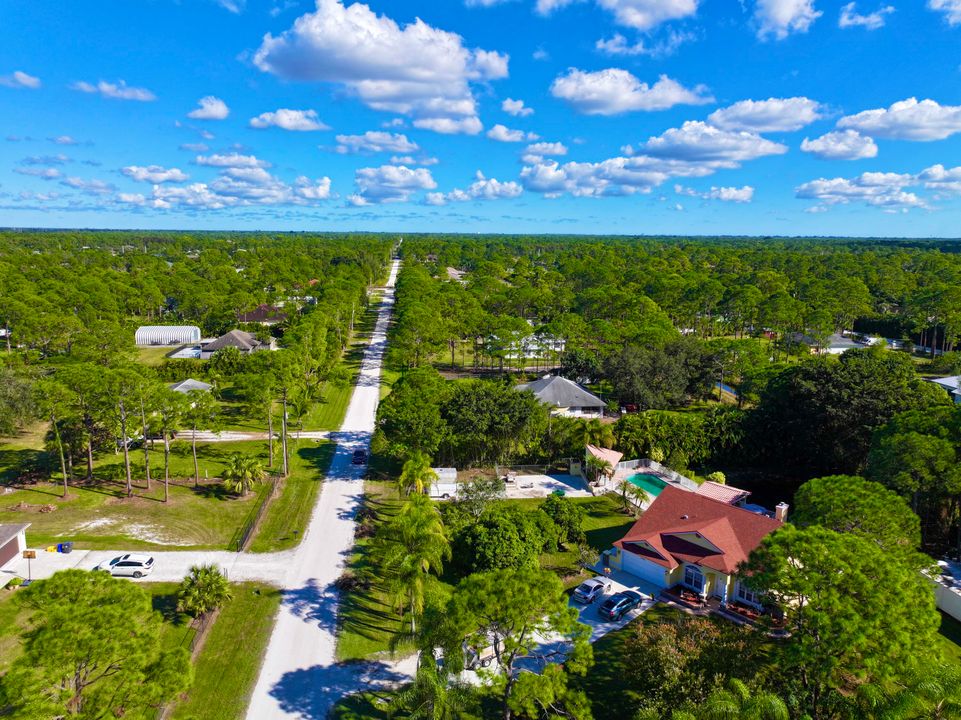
135,325 -> 202,346
930,376 -> 961,404
169,379 -> 213,394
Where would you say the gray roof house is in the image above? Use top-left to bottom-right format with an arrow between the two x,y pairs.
200,330 -> 273,359
516,375 -> 607,418
790,331 -> 862,355
169,378 -> 213,394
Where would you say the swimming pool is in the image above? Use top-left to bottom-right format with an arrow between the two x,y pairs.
627,473 -> 667,498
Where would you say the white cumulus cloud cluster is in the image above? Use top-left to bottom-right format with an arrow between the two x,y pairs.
188,96 -> 230,120
551,68 -> 713,115
837,98 -> 961,141
487,124 -> 539,142
929,0 -> 961,26
838,2 -> 894,29
122,165 -> 189,183
336,131 -> 419,154
795,164 -> 961,211
249,108 -> 329,131
675,184 -> 755,202
800,129 -> 878,160
71,79 -> 156,101
348,164 -> 437,205
426,171 -> 523,205
537,0 -> 698,30
754,0 -> 822,40
254,0 -> 507,134
707,97 -> 822,132
502,98 -> 534,117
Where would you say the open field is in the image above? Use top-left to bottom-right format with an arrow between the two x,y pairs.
0,437 -> 333,552
171,583 -> 281,720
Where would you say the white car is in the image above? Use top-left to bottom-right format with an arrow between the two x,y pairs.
573,576 -> 612,604
96,553 -> 155,578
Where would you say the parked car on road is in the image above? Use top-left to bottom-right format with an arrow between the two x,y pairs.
598,590 -> 644,620
95,553 -> 154,578
573,576 -> 612,604
352,449 -> 368,465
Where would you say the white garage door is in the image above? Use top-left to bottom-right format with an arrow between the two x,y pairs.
622,551 -> 668,588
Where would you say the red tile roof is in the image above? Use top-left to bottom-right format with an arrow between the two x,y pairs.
694,481 -> 751,505
614,485 -> 782,575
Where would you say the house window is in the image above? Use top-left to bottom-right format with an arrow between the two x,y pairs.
736,582 -> 761,606
684,565 -> 704,592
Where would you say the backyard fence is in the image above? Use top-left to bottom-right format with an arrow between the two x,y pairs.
232,477 -> 280,551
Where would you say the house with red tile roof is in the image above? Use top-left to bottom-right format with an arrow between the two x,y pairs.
610,485 -> 784,608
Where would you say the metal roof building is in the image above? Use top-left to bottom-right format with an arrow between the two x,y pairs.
135,325 -> 202,346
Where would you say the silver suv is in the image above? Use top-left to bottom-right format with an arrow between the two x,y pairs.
96,554 -> 155,578
573,576 -> 612,604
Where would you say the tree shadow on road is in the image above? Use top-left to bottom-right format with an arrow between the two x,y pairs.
269,660 -> 409,720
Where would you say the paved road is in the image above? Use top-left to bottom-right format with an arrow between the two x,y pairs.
188,430 -> 330,443
246,257 -> 414,720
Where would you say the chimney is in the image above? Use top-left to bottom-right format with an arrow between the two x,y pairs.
775,502 -> 789,523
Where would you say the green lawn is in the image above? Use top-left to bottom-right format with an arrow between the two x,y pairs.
171,583 -> 281,720
0,441 -> 275,550
249,439 -> 334,553
136,346 -> 179,366
939,611 -> 961,663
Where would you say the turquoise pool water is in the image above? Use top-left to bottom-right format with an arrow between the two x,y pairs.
627,473 -> 667,498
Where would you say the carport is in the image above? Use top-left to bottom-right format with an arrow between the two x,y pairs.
0,523 -> 30,571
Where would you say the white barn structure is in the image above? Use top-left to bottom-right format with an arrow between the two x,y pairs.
135,325 -> 202,346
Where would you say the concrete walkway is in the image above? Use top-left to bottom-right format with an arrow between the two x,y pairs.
246,257 -> 415,720
188,430 -> 330,442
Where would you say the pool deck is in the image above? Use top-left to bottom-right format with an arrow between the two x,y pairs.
504,473 -> 593,499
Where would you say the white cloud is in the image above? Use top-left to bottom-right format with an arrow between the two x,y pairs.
336,131 -> 419,154
249,108 -> 329,131
0,71 -> 40,89
839,2 -> 894,29
195,153 -> 270,168
215,0 -> 245,11
179,143 -> 210,152
122,165 -> 189,183
188,96 -> 230,120
918,164 -> 961,197
537,0 -> 698,29
642,121 -> 788,164
14,167 -> 61,180
800,129 -> 878,160
929,0 -> 961,25
521,141 -> 568,163
707,97 -> 822,132
390,155 -> 439,166
349,164 -> 437,205
595,29 -> 693,57
838,98 -> 961,141
71,79 -> 156,101
117,193 -> 146,206
502,98 -> 534,117
551,68 -> 712,115
60,177 -> 115,195
675,184 -> 755,202
413,117 -> 484,135
51,135 -> 78,145
21,154 -> 70,166
253,0 -> 506,134
294,176 -> 333,200
593,0 -> 698,30
150,183 -> 235,210
796,171 -> 926,209
487,124 -> 539,142
427,170 -> 523,205
754,0 -> 822,40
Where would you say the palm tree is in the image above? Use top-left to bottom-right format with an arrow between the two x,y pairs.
397,452 -> 438,497
221,454 -> 266,497
617,479 -> 649,515
378,493 -> 450,635
854,663 -> 961,720
699,679 -> 789,720
177,564 -> 232,619
575,418 -> 616,449
389,658 -> 475,720
584,454 -> 613,485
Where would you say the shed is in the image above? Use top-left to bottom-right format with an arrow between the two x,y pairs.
0,523 -> 30,570
135,325 -> 202,346
169,378 -> 213,394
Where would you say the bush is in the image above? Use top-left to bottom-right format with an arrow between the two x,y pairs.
705,471 -> 726,485
541,494 -> 586,546
7,577 -> 23,588
452,504 -> 560,575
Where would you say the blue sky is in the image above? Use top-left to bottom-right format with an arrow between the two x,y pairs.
1,0 -> 960,236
